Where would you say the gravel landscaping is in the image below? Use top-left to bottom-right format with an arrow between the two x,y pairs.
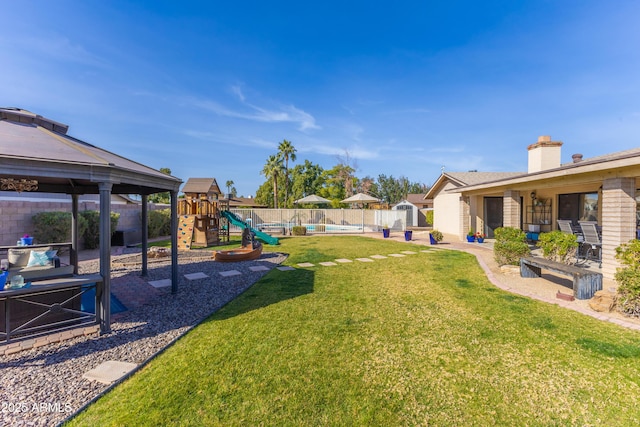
0,248 -> 286,427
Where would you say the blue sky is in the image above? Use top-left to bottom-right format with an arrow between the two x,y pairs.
2,1 -> 639,196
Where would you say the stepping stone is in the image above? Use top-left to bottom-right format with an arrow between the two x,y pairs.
370,255 -> 387,259
249,266 -> 269,272
277,266 -> 295,271
148,279 -> 171,288
220,270 -> 242,277
297,262 -> 315,267
401,251 -> 417,255
319,261 -> 337,266
184,272 -> 209,280
335,258 -> 353,263
355,258 -> 374,262
389,254 -> 405,257
83,361 -> 138,385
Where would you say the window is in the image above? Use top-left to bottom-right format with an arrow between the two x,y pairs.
558,192 -> 598,226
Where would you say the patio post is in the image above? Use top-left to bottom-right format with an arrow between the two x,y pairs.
71,194 -> 79,274
601,178 -> 636,279
98,182 -> 113,334
141,194 -> 148,277
171,190 -> 179,295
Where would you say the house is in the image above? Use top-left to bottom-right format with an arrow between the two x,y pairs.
426,136 -> 640,280
227,196 -> 267,209
392,194 -> 433,227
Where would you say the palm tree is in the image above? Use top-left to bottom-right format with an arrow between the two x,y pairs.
225,180 -> 234,199
277,139 -> 297,208
261,155 -> 284,208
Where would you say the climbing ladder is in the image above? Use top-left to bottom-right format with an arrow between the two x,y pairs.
178,215 -> 196,250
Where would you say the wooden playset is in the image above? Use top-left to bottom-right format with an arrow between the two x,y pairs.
177,178 -> 230,249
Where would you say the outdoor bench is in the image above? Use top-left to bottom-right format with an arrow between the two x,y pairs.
520,256 -> 602,300
257,224 -> 287,235
0,274 -> 104,343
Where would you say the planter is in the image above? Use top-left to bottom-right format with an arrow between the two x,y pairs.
466,235 -> 476,243
404,230 -> 413,241
477,237 -> 485,243
20,237 -> 33,246
382,228 -> 390,238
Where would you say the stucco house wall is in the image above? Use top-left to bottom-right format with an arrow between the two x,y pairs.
433,181 -> 464,236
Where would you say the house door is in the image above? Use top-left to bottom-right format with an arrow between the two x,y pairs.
484,197 -> 503,238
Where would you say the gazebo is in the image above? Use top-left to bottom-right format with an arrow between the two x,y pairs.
0,107 -> 183,337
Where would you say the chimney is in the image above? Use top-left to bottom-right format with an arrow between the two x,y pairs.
572,153 -> 583,163
527,135 -> 562,173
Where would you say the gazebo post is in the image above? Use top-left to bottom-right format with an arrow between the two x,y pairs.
171,190 -> 179,295
141,194 -> 148,277
98,182 -> 112,334
71,194 -> 79,273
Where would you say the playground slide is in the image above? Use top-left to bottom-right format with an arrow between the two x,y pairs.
221,210 -> 279,245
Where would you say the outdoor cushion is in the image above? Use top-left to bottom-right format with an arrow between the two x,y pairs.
7,246 -> 53,267
26,251 -> 50,267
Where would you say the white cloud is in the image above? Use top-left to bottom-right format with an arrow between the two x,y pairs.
191,89 -> 320,132
9,35 -> 108,68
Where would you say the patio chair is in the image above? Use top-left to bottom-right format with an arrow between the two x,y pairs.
557,219 -> 575,235
558,219 -> 585,262
579,221 -> 602,268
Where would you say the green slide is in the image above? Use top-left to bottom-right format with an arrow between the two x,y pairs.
221,210 -> 280,245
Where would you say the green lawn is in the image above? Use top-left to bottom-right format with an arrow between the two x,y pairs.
68,236 -> 640,426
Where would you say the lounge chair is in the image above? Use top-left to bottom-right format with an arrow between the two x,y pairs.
579,221 -> 602,268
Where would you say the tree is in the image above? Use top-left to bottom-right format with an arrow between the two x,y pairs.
149,167 -> 172,204
290,160 -> 325,202
372,174 -> 429,205
261,155 -> 284,208
335,150 -> 358,197
278,139 -> 297,208
322,164 -> 355,207
225,180 -> 235,198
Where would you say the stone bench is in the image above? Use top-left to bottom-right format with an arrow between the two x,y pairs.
520,256 -> 602,300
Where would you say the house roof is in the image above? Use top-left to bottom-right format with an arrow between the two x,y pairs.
424,171 -> 523,199
227,197 -> 267,208
181,178 -> 221,195
406,193 -> 428,204
454,147 -> 640,194
0,107 -> 182,195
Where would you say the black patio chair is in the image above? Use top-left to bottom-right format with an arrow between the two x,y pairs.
579,221 -> 602,268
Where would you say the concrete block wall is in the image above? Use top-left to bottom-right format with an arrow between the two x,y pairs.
0,200 -> 169,247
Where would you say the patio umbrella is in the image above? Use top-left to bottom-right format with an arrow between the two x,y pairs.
341,193 -> 381,203
294,194 -> 331,204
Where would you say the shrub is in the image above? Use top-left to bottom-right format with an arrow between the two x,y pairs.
79,211 -> 120,249
537,230 -> 579,264
292,226 -> 307,236
32,211 -> 88,244
615,240 -> 640,317
430,229 -> 443,242
493,227 -> 530,266
148,209 -> 172,238
425,210 -> 434,226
